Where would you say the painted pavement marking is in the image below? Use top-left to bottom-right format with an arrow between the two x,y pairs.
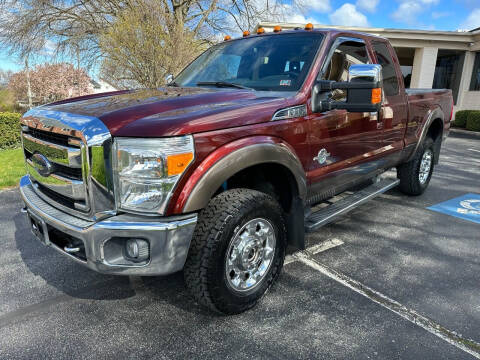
284,246 -> 480,359
428,193 -> 480,224
284,238 -> 344,265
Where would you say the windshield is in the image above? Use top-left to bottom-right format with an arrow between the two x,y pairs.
174,32 -> 324,92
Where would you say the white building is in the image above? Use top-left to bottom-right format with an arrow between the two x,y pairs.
89,79 -> 118,94
258,23 -> 480,114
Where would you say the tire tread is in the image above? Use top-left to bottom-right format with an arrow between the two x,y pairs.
184,188 -> 285,314
397,137 -> 435,195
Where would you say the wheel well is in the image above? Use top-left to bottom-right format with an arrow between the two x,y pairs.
427,118 -> 443,142
427,118 -> 443,164
215,163 -> 299,213
214,162 -> 306,249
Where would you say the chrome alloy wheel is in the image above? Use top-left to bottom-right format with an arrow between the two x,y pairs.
419,148 -> 433,184
225,218 -> 276,292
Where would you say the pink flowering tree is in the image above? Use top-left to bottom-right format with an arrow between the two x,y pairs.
8,63 -> 92,105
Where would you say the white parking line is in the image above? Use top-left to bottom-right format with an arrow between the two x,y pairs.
284,238 -> 344,265
469,149 -> 480,153
292,250 -> 480,359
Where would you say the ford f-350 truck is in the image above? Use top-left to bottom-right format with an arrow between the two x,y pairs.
19,25 -> 453,314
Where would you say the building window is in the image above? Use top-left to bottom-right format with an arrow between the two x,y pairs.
470,52 -> 480,91
394,47 -> 416,89
372,41 -> 399,96
433,50 -> 465,104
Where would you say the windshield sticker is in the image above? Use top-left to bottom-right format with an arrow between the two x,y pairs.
280,80 -> 291,86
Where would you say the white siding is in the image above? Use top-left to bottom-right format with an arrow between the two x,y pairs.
410,47 -> 438,89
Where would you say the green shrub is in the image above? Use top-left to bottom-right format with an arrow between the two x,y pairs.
0,112 -> 22,149
454,110 -> 469,128
466,111 -> 480,132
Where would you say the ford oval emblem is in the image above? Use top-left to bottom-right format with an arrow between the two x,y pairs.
32,153 -> 54,177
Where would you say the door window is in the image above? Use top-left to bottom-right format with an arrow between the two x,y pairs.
321,40 -> 370,101
372,42 -> 399,96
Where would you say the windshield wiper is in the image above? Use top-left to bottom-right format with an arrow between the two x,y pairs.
196,81 -> 252,90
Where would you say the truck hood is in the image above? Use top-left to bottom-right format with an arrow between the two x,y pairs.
38,88 -> 288,137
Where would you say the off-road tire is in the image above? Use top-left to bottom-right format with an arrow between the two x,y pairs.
184,189 -> 286,315
397,136 -> 435,195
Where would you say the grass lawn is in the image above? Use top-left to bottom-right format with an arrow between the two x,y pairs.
0,148 -> 25,190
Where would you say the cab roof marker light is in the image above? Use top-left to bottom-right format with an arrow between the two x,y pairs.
273,25 -> 282,32
243,30 -> 250,37
224,35 -> 231,41
305,23 -> 314,30
257,27 -> 265,34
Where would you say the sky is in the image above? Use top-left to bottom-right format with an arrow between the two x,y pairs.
284,0 -> 480,30
1,0 -> 479,74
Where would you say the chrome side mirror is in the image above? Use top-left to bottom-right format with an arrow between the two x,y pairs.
312,64 -> 383,113
165,74 -> 174,84
348,64 -> 383,84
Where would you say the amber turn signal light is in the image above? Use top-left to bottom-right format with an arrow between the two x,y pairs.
224,35 -> 231,41
167,153 -> 194,176
257,27 -> 265,34
243,30 -> 250,37
305,23 -> 314,30
371,88 -> 382,104
273,25 -> 282,32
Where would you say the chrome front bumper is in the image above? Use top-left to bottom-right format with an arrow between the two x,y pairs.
19,175 -> 197,276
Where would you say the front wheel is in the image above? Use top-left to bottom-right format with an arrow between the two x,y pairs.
397,136 -> 435,195
184,189 -> 286,315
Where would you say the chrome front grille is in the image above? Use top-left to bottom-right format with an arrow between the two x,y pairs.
20,108 -> 116,221
22,126 -> 89,212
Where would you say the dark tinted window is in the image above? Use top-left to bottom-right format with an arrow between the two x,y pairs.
470,52 -> 480,91
372,42 -> 399,96
174,33 -> 324,92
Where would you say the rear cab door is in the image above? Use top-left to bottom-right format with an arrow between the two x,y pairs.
370,39 -> 409,160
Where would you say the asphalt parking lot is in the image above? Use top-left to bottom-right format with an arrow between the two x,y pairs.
0,130 -> 479,359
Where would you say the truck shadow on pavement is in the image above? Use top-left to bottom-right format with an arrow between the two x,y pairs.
13,210 -> 211,315
13,212 -> 135,301
12,209 -> 278,317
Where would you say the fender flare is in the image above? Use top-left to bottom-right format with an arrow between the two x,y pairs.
180,137 -> 307,213
406,106 -> 444,162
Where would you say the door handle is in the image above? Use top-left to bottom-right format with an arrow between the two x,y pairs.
369,111 -> 383,129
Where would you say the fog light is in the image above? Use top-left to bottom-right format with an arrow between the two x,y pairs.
125,239 -> 149,262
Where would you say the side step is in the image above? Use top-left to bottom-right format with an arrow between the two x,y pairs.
305,178 -> 400,233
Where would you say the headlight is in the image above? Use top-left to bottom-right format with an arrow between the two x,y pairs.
112,136 -> 194,214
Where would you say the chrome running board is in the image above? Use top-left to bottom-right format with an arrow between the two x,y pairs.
305,178 -> 400,233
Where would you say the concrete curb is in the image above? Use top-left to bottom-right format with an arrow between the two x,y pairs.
0,186 -> 19,193
449,128 -> 480,138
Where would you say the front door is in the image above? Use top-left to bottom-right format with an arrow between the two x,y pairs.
306,37 -> 384,204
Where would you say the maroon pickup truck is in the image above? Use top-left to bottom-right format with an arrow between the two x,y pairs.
19,26 -> 453,314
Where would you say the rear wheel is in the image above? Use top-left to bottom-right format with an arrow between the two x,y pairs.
397,136 -> 435,195
184,188 -> 286,314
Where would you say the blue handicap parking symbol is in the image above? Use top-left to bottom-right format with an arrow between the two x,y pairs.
428,193 -> 480,224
